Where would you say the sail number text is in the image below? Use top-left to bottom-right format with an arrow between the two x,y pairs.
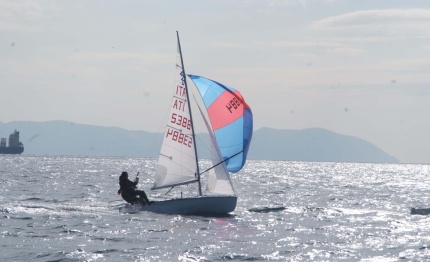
176,85 -> 186,97
171,113 -> 191,130
226,97 -> 242,113
166,84 -> 192,147
166,128 -> 193,147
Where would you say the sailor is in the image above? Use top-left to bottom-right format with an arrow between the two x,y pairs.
118,171 -> 151,205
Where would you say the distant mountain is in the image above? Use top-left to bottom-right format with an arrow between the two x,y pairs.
0,121 -> 398,163
249,127 -> 398,163
0,120 -> 162,158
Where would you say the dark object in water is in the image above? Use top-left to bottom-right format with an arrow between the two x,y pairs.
248,206 -> 286,213
411,207 -> 430,215
0,130 -> 24,154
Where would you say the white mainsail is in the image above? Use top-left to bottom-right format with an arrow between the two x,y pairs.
153,43 -> 198,190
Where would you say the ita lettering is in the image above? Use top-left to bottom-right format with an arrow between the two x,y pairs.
176,85 -> 186,97
173,84 -> 187,111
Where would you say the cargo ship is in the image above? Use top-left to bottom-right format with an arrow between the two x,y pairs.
0,130 -> 24,154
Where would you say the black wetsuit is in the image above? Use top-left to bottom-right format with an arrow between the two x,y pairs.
119,176 -> 150,205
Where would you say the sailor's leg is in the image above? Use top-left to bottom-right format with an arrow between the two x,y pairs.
121,191 -> 138,204
134,190 -> 150,204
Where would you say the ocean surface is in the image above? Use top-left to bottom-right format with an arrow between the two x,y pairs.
1,155 -> 430,261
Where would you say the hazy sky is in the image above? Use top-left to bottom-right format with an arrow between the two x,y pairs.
1,0 -> 430,164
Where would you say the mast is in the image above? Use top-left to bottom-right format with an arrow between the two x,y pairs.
176,31 -> 202,196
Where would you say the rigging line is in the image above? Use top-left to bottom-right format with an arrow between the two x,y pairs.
143,100 -> 171,159
165,186 -> 174,195
143,58 -> 182,158
199,151 -> 243,175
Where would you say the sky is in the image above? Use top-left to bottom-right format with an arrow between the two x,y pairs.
1,0 -> 430,164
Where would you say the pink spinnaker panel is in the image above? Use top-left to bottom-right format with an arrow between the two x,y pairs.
207,91 -> 249,131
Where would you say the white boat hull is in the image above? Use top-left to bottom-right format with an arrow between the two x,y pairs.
120,195 -> 237,215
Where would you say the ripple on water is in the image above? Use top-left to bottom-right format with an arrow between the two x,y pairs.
2,157 -> 430,261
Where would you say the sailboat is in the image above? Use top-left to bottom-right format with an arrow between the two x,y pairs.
129,32 -> 253,215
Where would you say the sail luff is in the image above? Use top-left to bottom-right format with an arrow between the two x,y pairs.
176,31 -> 202,196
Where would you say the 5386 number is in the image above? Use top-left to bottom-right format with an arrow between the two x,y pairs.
171,113 -> 191,130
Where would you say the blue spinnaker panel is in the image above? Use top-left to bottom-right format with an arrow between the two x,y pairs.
188,74 -> 253,173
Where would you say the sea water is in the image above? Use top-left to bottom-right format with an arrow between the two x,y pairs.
1,155 -> 430,261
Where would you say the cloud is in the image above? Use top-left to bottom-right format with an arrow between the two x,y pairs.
326,47 -> 364,56
68,52 -> 172,65
0,1 -> 45,19
264,0 -> 336,7
0,21 -> 35,31
311,8 -> 430,45
210,41 -> 243,49
209,54 -> 430,89
314,8 -> 430,28
0,0 -> 58,31
256,39 -> 366,57
287,52 -> 318,59
257,40 -> 345,48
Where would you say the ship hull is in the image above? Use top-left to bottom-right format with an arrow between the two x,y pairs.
0,147 -> 24,154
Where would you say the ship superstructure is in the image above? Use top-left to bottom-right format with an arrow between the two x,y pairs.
0,130 -> 24,154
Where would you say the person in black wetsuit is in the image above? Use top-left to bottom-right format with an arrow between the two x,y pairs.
118,171 -> 150,205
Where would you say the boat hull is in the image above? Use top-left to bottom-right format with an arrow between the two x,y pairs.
0,147 -> 24,154
120,195 -> 237,215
